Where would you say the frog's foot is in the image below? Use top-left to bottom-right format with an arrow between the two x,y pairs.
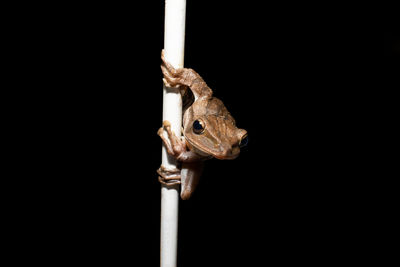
161,50 -> 186,88
157,165 -> 181,186
157,120 -> 186,159
158,120 -> 204,162
161,49 -> 212,98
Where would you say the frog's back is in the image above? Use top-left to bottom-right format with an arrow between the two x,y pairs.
198,97 -> 232,117
183,94 -> 236,129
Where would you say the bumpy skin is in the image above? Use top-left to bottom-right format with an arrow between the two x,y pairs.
158,50 -> 247,200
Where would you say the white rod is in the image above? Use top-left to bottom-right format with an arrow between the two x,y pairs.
160,1 -> 186,267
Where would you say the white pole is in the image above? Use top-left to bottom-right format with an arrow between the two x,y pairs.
160,1 -> 186,267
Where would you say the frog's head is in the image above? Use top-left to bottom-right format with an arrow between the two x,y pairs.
184,98 -> 248,160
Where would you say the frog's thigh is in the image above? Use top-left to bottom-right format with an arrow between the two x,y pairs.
180,162 -> 203,200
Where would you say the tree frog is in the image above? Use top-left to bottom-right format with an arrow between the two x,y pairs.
158,50 -> 248,200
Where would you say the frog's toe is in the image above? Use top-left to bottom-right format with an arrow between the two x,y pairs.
163,120 -> 171,128
157,165 -> 181,186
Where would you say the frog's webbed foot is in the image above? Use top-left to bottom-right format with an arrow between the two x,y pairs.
157,165 -> 181,186
157,120 -> 186,159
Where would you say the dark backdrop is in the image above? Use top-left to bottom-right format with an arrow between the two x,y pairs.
18,1 -> 393,266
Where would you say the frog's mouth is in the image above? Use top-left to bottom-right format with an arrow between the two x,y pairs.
187,138 -> 240,160
213,147 -> 240,160
213,151 -> 240,160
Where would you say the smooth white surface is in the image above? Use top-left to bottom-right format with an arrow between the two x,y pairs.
160,1 -> 186,267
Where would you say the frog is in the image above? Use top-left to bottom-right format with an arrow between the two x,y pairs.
158,50 -> 248,200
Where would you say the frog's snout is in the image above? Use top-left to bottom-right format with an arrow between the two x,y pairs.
214,145 -> 240,160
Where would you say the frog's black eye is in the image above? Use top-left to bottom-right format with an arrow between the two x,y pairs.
193,119 -> 205,134
239,134 -> 248,148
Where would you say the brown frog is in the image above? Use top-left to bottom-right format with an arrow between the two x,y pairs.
158,50 -> 248,200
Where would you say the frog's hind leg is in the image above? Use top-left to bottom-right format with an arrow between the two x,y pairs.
161,50 -> 212,99
180,162 -> 203,200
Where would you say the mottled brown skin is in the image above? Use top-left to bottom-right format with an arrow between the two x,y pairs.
158,50 -> 247,200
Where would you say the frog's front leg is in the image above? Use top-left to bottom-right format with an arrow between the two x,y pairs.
157,120 -> 203,162
157,165 -> 181,186
157,120 -> 204,198
157,162 -> 203,200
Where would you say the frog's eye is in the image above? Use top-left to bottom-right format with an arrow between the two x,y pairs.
193,119 -> 205,134
239,134 -> 248,148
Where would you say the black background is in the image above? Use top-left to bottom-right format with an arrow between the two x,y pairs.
12,1 -> 395,266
